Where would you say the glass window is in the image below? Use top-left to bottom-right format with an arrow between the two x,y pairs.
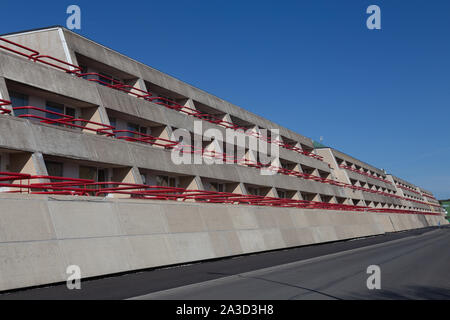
46,101 -> 64,120
156,175 -> 177,187
46,161 -> 63,181
210,182 -> 224,192
9,91 -> 29,116
80,65 -> 88,78
63,107 -> 77,128
99,73 -> 112,86
79,166 -> 97,181
127,123 -> 139,138
97,169 -> 107,182
65,107 -> 76,118
248,187 -> 260,196
99,73 -> 121,86
156,175 -> 169,187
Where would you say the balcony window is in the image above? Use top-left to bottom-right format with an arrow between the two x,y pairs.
79,166 -> 97,181
156,175 -> 177,188
46,101 -> 64,120
9,91 -> 29,116
46,161 -> 63,180
210,182 -> 225,193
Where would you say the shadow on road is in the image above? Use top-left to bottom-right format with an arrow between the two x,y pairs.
346,285 -> 450,300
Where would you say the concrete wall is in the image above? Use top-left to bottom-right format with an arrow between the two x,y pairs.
0,193 -> 446,292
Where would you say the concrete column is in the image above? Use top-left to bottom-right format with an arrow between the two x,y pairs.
271,157 -> 282,169
152,125 -> 174,146
292,191 -> 303,200
268,187 -> 278,198
179,175 -> 204,191
293,163 -> 303,173
244,149 -> 258,166
110,167 -> 143,198
32,152 -> 49,176
0,77 -> 13,114
9,152 -> 47,175
183,98 -> 197,113
126,78 -> 149,99
8,152 -> 49,188
219,113 -> 235,129
221,113 -> 232,123
130,166 -> 144,185
112,167 -> 142,184
80,105 -> 111,135
226,182 -> 246,194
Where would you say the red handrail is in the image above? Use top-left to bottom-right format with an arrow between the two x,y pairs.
12,106 -> 114,135
33,55 -> 82,73
113,129 -> 179,148
396,184 -> 422,195
0,99 -> 11,106
0,171 -> 440,216
4,105 -> 442,207
339,165 -> 392,184
0,99 -> 11,114
0,37 -> 39,59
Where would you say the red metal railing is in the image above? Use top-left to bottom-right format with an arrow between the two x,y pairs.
12,106 -> 115,136
11,105 -> 181,147
0,171 -> 31,193
422,194 -> 437,202
0,171 -> 440,216
339,165 -> 392,184
0,37 -> 440,209
396,184 -> 422,196
113,130 -> 179,148
0,37 -> 39,59
4,104 -> 442,208
32,55 -> 82,73
0,99 -> 11,114
421,191 -> 435,198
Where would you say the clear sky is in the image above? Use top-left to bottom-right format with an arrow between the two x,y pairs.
2,0 -> 449,199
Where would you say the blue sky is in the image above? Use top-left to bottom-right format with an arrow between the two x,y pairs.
2,0 -> 449,199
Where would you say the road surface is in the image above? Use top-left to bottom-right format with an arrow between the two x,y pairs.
133,227 -> 450,300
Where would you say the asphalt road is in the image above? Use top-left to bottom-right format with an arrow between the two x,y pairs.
134,227 -> 450,300
1,226 -> 449,300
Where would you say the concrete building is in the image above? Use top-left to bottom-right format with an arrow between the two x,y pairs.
0,26 -> 447,291
439,200 -> 450,221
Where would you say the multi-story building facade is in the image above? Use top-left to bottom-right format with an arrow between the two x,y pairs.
0,26 -> 446,291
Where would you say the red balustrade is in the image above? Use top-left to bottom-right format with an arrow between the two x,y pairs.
339,165 -> 392,184
0,37 -> 440,210
113,130 -> 179,148
0,37 -> 39,59
12,106 -> 115,135
0,99 -> 11,114
0,171 -> 440,216
396,184 -> 421,195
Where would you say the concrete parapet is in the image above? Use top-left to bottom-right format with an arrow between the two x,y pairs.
0,194 -> 447,291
